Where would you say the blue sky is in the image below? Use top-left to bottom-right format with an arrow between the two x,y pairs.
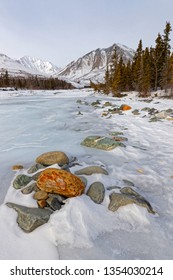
0,0 -> 173,66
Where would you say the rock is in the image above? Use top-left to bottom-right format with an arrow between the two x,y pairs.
36,151 -> 69,166
21,182 -> 38,194
12,165 -> 24,171
122,179 -> 135,187
91,100 -> 101,106
48,193 -> 67,204
120,187 -> 155,214
75,166 -> 108,176
107,186 -> 121,191
13,174 -> 32,189
81,136 -> 125,151
37,168 -> 85,197
120,104 -> 132,111
103,101 -> 112,107
132,109 -> 140,115
111,136 -> 128,142
108,189 -> 155,214
37,200 -> 47,208
27,163 -> 45,174
32,171 -> 43,181
6,202 -> 52,232
33,191 -> 48,200
155,111 -> 168,119
109,131 -> 124,136
46,197 -> 62,211
86,182 -> 105,204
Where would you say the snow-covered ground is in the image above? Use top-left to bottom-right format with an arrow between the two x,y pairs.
0,89 -> 173,260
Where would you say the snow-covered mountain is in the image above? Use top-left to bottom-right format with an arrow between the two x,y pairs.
58,43 -> 135,86
18,56 -> 61,76
0,43 -> 135,86
0,53 -> 45,77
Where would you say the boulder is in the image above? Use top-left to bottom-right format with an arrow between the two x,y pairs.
6,202 -> 52,232
86,181 -> 105,204
13,174 -> 32,189
37,168 -> 85,197
36,151 -> 69,166
81,136 -> 125,151
75,166 -> 108,176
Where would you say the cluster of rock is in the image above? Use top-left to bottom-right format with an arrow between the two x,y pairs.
7,151 -> 155,233
77,98 -> 173,122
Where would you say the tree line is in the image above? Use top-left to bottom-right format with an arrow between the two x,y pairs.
0,71 -> 74,90
91,22 -> 173,97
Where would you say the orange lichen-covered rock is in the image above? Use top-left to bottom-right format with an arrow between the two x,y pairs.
37,168 -> 85,197
120,104 -> 132,111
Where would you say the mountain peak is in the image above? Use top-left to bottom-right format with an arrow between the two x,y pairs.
58,43 -> 135,86
18,56 -> 61,75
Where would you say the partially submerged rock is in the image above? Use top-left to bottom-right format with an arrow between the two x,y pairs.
75,166 -> 108,176
12,165 -> 24,171
6,202 -> 52,232
81,136 -> 125,151
37,168 -> 85,197
13,174 -> 32,189
36,151 -> 69,166
86,181 -> 105,204
120,104 -> 132,111
108,188 -> 155,214
27,163 -> 45,174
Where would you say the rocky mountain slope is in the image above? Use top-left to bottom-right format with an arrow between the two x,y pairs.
57,43 -> 134,86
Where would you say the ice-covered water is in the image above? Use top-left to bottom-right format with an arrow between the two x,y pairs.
0,89 -> 173,260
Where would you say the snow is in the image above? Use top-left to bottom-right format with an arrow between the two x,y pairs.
18,56 -> 61,76
0,89 -> 173,260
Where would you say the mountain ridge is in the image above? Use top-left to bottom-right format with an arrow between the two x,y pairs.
0,43 -> 135,86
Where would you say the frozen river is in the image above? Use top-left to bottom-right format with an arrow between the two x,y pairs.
0,89 -> 173,260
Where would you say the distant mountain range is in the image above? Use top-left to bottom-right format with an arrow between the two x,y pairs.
0,43 -> 134,87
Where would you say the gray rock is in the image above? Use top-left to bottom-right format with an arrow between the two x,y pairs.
48,193 -> 67,204
86,181 -> 105,204
21,182 -> 38,194
122,179 -> 135,187
13,174 -> 32,189
155,111 -> 168,119
107,186 -> 121,191
120,187 -> 155,214
46,197 -> 62,211
109,131 -> 124,136
75,166 -> 108,176
27,163 -> 45,174
6,202 -> 53,232
32,171 -> 43,181
132,109 -> 140,115
81,135 -> 125,151
108,189 -> 155,214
